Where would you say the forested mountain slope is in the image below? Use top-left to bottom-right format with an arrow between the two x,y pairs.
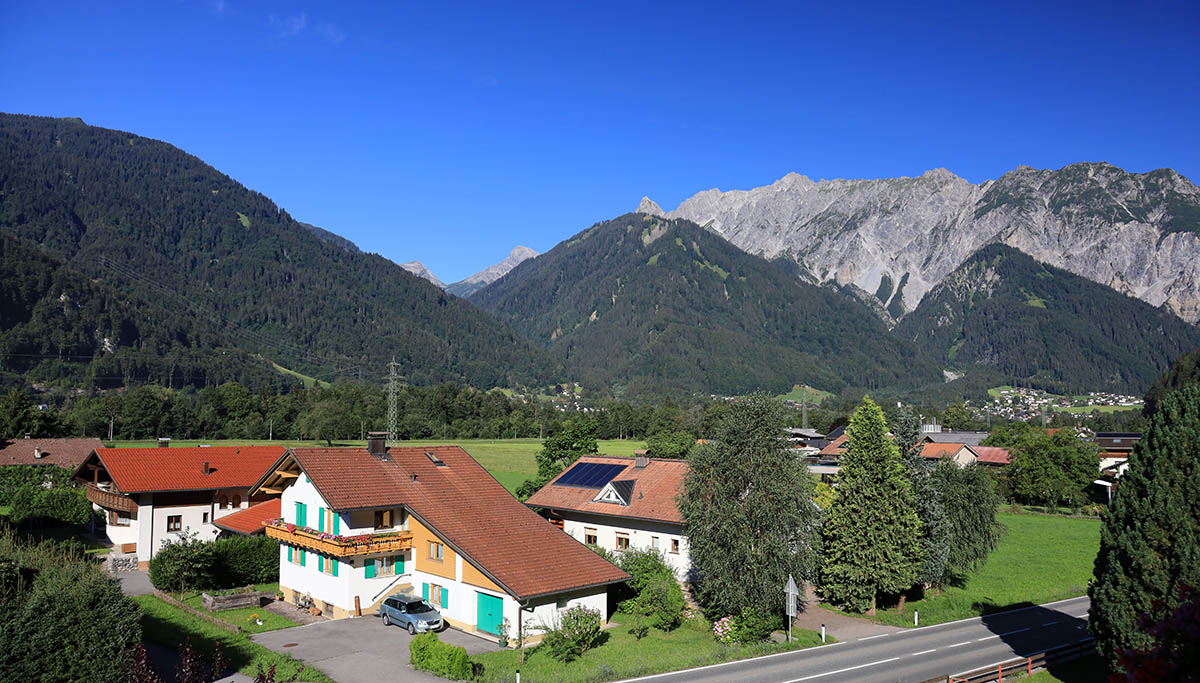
896,244 -> 1200,394
0,232 -> 286,391
0,113 -> 559,388
471,213 -> 943,396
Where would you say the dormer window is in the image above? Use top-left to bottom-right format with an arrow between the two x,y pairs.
592,479 -> 635,506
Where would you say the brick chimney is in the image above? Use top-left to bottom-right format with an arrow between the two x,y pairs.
202,461 -> 210,475
634,456 -> 649,468
367,432 -> 387,457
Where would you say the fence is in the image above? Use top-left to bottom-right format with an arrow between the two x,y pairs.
922,638 -> 1095,683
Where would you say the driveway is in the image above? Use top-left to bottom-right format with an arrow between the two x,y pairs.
252,616 -> 502,683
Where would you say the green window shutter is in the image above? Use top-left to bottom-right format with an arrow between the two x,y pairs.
441,587 -> 448,609
365,559 -> 376,579
300,549 -> 306,567
422,583 -> 429,600
301,503 -> 307,527
288,546 -> 293,562
332,557 -> 339,577
333,513 -> 341,535
395,555 -> 404,574
318,554 -> 324,572
318,508 -> 325,533
295,502 -> 303,525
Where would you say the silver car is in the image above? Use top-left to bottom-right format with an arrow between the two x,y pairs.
380,595 -> 443,635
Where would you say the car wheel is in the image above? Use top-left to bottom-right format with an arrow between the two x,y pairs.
408,623 -> 416,635
382,614 -> 390,626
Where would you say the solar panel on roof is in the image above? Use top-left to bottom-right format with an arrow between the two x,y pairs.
554,462 -> 625,488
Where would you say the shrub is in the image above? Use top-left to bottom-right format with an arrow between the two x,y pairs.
213,535 -> 279,586
713,616 -> 734,643
730,604 -> 778,643
628,574 -> 686,631
409,632 -> 473,680
541,605 -> 603,662
7,483 -> 92,526
149,531 -> 216,593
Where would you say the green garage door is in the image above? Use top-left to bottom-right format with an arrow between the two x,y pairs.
476,592 -> 503,635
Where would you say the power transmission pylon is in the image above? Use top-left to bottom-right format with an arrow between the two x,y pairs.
386,358 -> 405,446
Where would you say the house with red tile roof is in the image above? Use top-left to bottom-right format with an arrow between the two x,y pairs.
75,445 -> 286,562
919,442 -> 1009,468
213,498 -> 281,536
524,456 -> 692,579
249,436 -> 628,634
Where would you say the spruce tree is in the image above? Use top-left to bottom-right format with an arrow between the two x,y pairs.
820,397 -> 924,614
1090,384 -> 1200,672
896,407 -> 951,588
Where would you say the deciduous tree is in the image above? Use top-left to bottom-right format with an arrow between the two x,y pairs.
932,461 -> 1003,578
516,419 -> 598,500
896,407 -> 951,588
1006,430 -> 1098,507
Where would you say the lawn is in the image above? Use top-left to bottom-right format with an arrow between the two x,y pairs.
107,438 -> 647,494
177,582 -> 298,634
828,511 -> 1100,627
133,594 -> 332,682
778,384 -> 834,404
472,613 -> 828,683
1015,654 -> 1107,681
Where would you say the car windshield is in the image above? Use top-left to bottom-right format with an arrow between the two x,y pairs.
406,600 -> 435,614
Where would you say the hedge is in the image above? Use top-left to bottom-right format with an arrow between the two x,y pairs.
410,632 -> 473,680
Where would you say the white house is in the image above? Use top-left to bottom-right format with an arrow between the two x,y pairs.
250,435 -> 628,638
524,456 -> 692,580
76,446 -> 286,564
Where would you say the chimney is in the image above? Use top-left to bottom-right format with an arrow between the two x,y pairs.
202,461 -> 210,475
24,433 -> 30,439
367,432 -> 387,457
635,456 -> 649,468
33,446 -> 44,459
158,437 -> 170,448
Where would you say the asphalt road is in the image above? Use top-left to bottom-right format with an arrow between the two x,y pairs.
618,597 -> 1092,683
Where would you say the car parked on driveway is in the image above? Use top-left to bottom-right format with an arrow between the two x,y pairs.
380,594 -> 444,634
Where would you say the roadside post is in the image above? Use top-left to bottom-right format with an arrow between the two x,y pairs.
785,574 -> 799,642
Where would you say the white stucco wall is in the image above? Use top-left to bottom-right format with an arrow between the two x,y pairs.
101,490 -> 256,562
560,512 -> 690,579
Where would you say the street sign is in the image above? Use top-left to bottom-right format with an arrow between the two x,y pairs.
785,574 -> 799,617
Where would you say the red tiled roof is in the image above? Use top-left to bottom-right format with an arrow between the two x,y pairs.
524,456 -> 687,524
920,442 -> 971,460
972,446 -> 1011,465
0,438 -> 103,473
213,499 -> 280,535
283,446 -> 629,601
818,434 -> 848,457
92,447 -> 286,493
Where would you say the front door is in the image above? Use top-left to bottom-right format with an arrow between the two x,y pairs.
476,592 -> 503,635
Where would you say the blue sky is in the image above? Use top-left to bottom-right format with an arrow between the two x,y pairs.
2,1 -> 1197,282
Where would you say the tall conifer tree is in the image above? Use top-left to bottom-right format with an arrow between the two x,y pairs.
1090,384 -> 1200,671
896,407 -> 951,588
820,397 -> 923,614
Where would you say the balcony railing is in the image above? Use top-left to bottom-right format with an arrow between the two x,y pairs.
86,484 -> 138,513
263,519 -> 413,557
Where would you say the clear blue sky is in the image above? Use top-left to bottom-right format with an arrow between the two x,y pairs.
3,1 -> 1197,282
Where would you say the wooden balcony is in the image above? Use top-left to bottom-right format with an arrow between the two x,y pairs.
86,484 -> 138,513
263,521 -> 413,557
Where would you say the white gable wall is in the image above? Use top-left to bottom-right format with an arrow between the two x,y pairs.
560,511 -> 690,579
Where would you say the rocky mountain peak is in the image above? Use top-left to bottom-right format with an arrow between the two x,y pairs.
448,245 -> 541,298
398,261 -> 446,289
637,197 -> 664,216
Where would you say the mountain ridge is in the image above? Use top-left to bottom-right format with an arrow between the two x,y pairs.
446,246 -> 539,298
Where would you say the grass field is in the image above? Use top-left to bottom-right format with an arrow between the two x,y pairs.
105,438 -> 646,494
829,511 -> 1101,627
778,384 -> 834,404
1015,654 -> 1107,681
472,613 -> 828,683
178,583 -> 298,634
134,594 -> 332,682
269,362 -> 325,388
1051,404 -> 1138,415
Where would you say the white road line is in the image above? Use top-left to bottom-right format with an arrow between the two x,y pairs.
948,641 -> 971,648
998,627 -> 1031,637
1042,621 -> 1059,626
977,635 -> 1000,641
858,633 -> 890,641
783,657 -> 901,682
912,649 -> 937,656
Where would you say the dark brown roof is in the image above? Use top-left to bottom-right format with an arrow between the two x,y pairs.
0,438 -> 103,473
524,456 -> 687,524
275,446 -> 629,601
213,498 -> 281,535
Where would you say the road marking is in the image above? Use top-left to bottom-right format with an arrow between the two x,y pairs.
783,657 -> 900,682
948,641 -> 971,648
858,633 -> 890,641
912,649 -> 936,656
977,635 -> 1000,641
1042,621 -> 1059,626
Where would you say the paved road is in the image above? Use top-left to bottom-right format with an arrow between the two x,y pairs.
619,597 -> 1092,683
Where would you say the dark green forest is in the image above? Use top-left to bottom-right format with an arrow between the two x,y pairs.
472,213 -> 944,396
896,244 -> 1200,395
0,113 -> 558,389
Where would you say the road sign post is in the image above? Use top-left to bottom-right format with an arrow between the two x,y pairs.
785,574 -> 799,642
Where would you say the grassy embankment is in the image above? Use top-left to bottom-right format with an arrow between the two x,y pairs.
134,594 -> 331,682
472,612 -> 829,683
173,582 -> 298,635
106,438 -> 645,494
829,511 -> 1100,627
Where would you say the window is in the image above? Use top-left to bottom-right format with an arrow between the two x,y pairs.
429,541 -> 444,560
615,534 -> 630,551
107,510 -> 131,527
651,536 -> 660,550
670,538 -> 680,554
322,555 -> 336,575
202,512 -> 209,524
374,509 -> 393,529
219,495 -> 229,509
584,528 -> 598,545
232,495 -> 241,508
375,555 -> 402,576
288,546 -> 304,565
429,582 -> 444,606
166,515 -> 182,532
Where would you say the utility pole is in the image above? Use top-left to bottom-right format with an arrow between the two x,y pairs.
386,358 -> 403,446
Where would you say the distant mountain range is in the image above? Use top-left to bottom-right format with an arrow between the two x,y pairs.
639,163 -> 1200,324
397,261 -> 446,289
446,246 -> 538,298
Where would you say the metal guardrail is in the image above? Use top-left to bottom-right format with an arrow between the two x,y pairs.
921,638 -> 1096,683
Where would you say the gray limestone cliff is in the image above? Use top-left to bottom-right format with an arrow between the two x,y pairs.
446,246 -> 540,298
398,261 -> 446,289
638,163 -> 1200,323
